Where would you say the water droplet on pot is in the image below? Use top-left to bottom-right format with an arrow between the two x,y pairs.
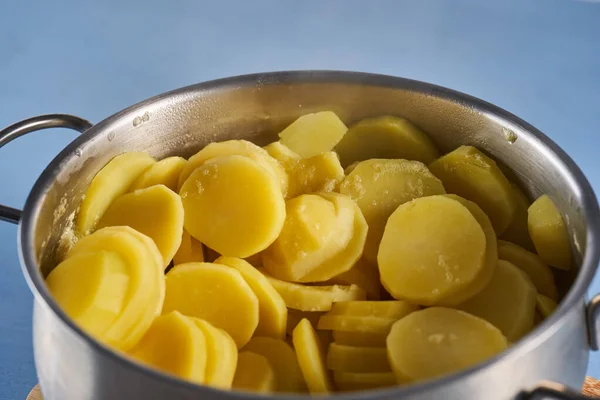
107,132 -> 115,141
503,127 -> 518,144
133,116 -> 142,127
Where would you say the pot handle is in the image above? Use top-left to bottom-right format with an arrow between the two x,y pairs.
526,380 -> 595,400
0,114 -> 93,224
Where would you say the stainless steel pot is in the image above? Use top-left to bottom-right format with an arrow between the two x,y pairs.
1,71 -> 600,400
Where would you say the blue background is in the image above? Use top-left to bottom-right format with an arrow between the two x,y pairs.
1,0 -> 599,398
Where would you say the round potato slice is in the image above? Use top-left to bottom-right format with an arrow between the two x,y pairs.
333,371 -> 397,391
378,195 -> 486,305
130,311 -> 207,384
536,294 -> 558,318
163,262 -> 259,348
264,141 -> 301,162
340,158 -> 446,264
334,116 -> 439,167
180,155 -> 286,258
130,156 -> 187,192
46,251 -> 129,340
326,343 -> 390,373
317,315 -> 398,334
173,230 -> 205,265
332,331 -> 387,347
528,194 -> 573,270
96,184 -> 184,268
192,318 -> 237,388
387,307 -> 507,382
325,258 -> 381,300
293,318 -> 333,394
498,240 -> 558,300
216,256 -> 287,340
287,152 -> 345,198
500,183 -> 535,251
243,337 -> 306,392
429,145 -> 516,235
233,351 -> 276,393
328,301 -> 419,319
458,260 -> 537,341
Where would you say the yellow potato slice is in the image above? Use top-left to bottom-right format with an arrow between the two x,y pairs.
498,240 -> 558,300
163,262 -> 259,347
178,139 -> 288,195
387,307 -> 508,382
429,146 -> 516,235
340,158 -> 446,264
334,116 -> 440,167
287,152 -> 345,198
130,311 -> 207,384
286,310 -> 324,336
216,256 -> 287,340
76,152 -> 155,235
173,230 -> 205,265
536,294 -> 558,318
528,194 -> 573,270
500,183 -> 535,251
96,185 -> 184,268
179,155 -> 286,258
233,351 -> 276,393
378,195 -> 486,305
458,260 -> 537,341
264,141 -> 301,162
46,251 -> 129,340
332,331 -> 388,347
66,226 -> 164,351
278,111 -> 348,158
328,301 -> 419,319
130,156 -> 186,192
243,337 -> 306,392
293,318 -> 333,394
326,343 -> 390,372
325,258 -> 381,300
262,271 -> 366,311
333,371 -> 397,391
317,315 -> 398,334
192,318 -> 238,388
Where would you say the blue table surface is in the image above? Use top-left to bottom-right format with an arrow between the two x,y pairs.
1,0 -> 600,398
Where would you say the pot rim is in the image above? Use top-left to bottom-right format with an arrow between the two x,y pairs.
18,70 -> 600,399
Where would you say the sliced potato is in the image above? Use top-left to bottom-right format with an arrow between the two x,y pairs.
325,258 -> 381,300
163,262 -> 259,348
340,159 -> 446,264
332,331 -> 387,347
293,318 -> 333,393
327,343 -> 390,373
333,371 -> 397,391
278,111 -> 348,158
528,194 -> 572,270
498,240 -> 558,300
334,116 -> 439,167
192,318 -> 237,388
378,196 -> 486,305
328,301 -> 419,319
288,152 -> 345,197
173,230 -> 205,265
76,152 -> 155,234
96,184 -> 184,268
264,141 -> 301,162
500,183 -> 535,251
387,307 -> 507,382
180,155 -> 286,258
130,156 -> 186,192
243,337 -> 306,392
536,294 -> 558,318
233,351 -> 276,393
458,260 -> 537,341
429,146 -> 516,234
216,256 -> 287,340
286,310 -> 324,336
317,315 -> 397,334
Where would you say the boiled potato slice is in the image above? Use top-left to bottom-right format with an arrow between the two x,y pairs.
130,311 -> 207,384
334,116 -> 439,167
325,258 -> 381,300
498,240 -> 558,300
528,194 -> 572,270
192,318 -> 237,388
180,155 -> 286,258
163,262 -> 259,347
328,301 -> 419,319
76,152 -> 155,234
332,331 -> 387,347
536,294 -> 558,318
378,196 -> 486,305
340,159 -> 446,264
262,271 -> 366,311
387,307 -> 508,382
333,371 -> 397,391
96,184 -> 184,268
178,139 -> 287,195
130,156 -> 186,192
287,152 -> 345,198
216,256 -> 287,340
429,146 -> 516,234
293,318 -> 333,394
264,141 -> 301,162
233,351 -> 276,393
327,343 -> 390,372
286,310 -> 324,335
46,251 -> 129,340
278,111 -> 348,158
173,230 -> 205,265
66,226 -> 164,351
500,183 -> 535,251
318,315 -> 397,334
458,260 -> 537,341
243,337 -> 306,392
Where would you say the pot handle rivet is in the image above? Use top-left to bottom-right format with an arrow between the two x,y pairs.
587,294 -> 600,351
0,114 -> 93,224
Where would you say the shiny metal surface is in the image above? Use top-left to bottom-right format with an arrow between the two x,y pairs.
10,71 -> 600,399
588,295 -> 600,351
